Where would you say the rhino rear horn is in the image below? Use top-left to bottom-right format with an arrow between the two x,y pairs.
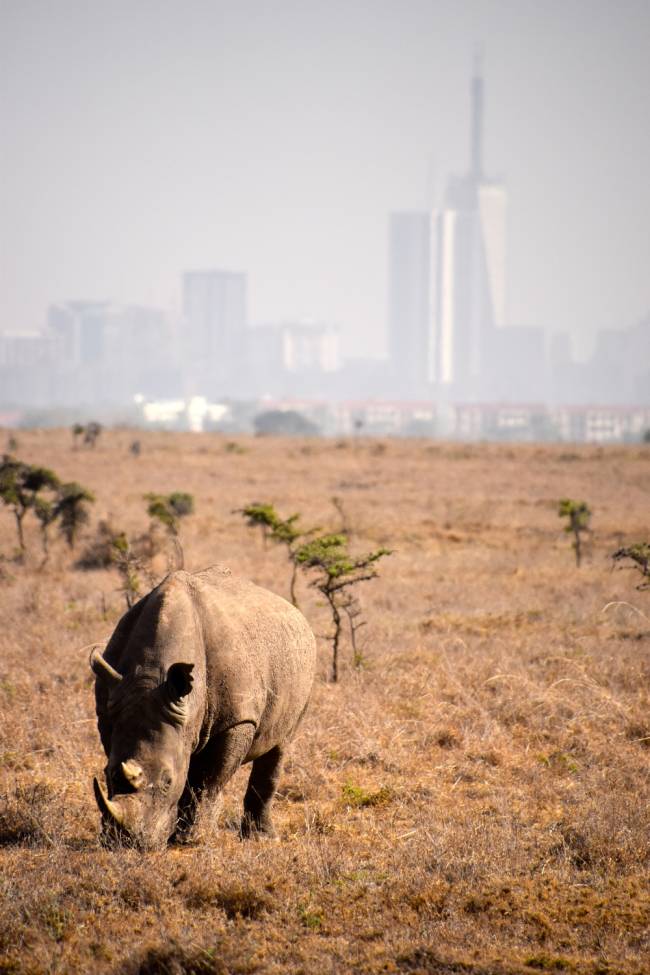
89,646 -> 123,686
166,662 -> 194,701
121,760 -> 145,790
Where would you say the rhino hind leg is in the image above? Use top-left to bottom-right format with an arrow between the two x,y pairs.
241,746 -> 284,839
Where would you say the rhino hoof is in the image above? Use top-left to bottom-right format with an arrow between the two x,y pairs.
240,816 -> 277,841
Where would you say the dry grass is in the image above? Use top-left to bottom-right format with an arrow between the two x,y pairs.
0,430 -> 649,974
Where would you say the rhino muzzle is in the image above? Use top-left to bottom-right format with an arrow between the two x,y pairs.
93,776 -> 172,850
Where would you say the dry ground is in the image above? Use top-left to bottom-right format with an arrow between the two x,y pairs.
0,430 -> 649,975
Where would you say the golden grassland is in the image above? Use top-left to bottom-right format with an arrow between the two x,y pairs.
0,429 -> 649,975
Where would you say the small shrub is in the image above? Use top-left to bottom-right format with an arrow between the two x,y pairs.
39,897 -> 69,943
298,903 -> 324,930
83,421 -> 102,448
75,519 -> 120,569
612,542 -> 650,590
558,498 -> 591,567
341,782 -> 394,808
56,481 -> 95,549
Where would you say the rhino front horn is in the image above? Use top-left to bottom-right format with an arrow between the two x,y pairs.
89,646 -> 123,686
93,777 -> 125,828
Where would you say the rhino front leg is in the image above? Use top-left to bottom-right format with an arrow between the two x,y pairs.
172,782 -> 203,843
241,745 -> 284,839
172,723 -> 257,844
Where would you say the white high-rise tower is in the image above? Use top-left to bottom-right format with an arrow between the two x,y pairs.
431,65 -> 507,399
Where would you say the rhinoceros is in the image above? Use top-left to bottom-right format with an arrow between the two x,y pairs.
90,564 -> 316,850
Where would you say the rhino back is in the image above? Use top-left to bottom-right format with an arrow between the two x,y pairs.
189,566 -> 317,755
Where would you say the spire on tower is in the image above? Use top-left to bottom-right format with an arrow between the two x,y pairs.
470,48 -> 484,180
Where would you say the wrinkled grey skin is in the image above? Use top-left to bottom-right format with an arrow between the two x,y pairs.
90,565 -> 316,850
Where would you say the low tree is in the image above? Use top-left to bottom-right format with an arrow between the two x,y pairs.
83,421 -> 102,448
238,502 -> 280,549
33,495 -> 58,566
71,423 -> 85,449
293,533 -> 392,682
145,491 -> 194,535
612,543 -> 650,590
56,482 -> 95,549
238,502 -> 314,606
558,498 -> 591,567
0,456 -> 60,557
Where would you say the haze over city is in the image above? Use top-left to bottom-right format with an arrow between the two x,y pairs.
1,0 -> 650,438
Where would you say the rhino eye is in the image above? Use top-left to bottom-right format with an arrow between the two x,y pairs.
159,770 -> 173,795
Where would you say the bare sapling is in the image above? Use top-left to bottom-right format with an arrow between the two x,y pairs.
331,495 -> 351,536
111,532 -> 144,608
339,590 -> 367,669
293,533 -> 392,682
558,498 -> 591,567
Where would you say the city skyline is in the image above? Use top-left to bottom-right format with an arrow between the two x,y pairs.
2,1 -> 650,363
1,57 -> 649,419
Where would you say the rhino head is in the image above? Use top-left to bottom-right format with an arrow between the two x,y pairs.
90,646 -> 196,850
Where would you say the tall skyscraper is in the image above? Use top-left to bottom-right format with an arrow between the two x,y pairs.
388,65 -> 507,402
432,65 -> 507,400
182,270 -> 247,395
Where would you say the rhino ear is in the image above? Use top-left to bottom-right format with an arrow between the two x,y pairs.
166,663 -> 194,701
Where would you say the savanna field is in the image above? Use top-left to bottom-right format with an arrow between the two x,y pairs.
0,429 -> 649,975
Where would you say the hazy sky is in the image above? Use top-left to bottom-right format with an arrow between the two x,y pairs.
2,0 -> 649,359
